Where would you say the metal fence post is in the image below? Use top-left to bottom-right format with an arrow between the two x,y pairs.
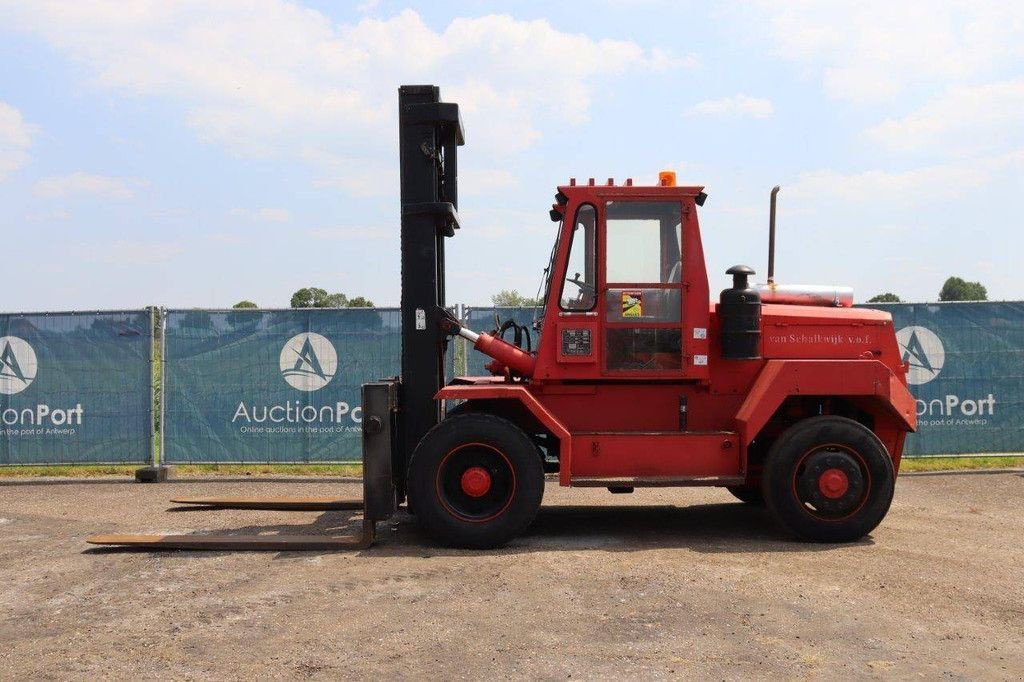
134,306 -> 172,481
458,304 -> 469,376
160,306 -> 167,468
150,306 -> 158,468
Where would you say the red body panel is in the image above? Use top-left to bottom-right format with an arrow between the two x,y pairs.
569,432 -> 740,481
439,182 -> 916,487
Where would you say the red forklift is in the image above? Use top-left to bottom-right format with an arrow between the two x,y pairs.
89,85 -> 915,552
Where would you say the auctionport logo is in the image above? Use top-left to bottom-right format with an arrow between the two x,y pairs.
896,326 -> 944,386
232,331 -> 358,430
0,336 -> 37,395
279,332 -> 337,391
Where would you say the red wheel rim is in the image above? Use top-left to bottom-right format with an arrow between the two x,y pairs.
818,468 -> 850,499
791,443 -> 871,521
460,466 -> 492,498
435,443 -> 516,523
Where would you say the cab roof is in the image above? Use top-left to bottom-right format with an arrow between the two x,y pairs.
559,179 -> 705,198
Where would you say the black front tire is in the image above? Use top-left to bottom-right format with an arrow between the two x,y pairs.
762,416 -> 895,543
408,413 -> 545,549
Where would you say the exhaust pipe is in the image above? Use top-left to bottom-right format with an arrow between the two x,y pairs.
759,185 -> 854,307
767,185 -> 780,285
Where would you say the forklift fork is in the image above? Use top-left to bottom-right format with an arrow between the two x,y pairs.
86,381 -> 399,552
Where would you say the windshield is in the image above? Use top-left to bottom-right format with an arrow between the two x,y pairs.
532,216 -> 563,329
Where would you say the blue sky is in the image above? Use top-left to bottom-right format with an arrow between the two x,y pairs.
1,1 -> 1020,310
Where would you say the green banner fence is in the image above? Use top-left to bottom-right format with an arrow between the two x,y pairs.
867,302 -> 1024,456
162,308 -> 405,463
0,310 -> 154,465
1,303 -> 1020,465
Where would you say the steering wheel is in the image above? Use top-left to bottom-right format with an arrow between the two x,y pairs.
566,274 -> 595,294
565,274 -> 595,308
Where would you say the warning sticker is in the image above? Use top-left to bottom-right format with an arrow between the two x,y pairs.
621,291 -> 643,318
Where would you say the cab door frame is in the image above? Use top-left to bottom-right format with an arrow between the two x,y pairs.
534,184 -> 710,383
597,196 -> 710,381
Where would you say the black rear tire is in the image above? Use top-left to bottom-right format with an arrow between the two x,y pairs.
408,413 -> 544,549
762,416 -> 895,543
727,485 -> 764,505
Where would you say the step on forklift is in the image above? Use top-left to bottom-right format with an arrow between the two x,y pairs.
89,85 -> 916,552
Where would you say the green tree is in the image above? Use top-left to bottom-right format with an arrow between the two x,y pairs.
939,276 -> 987,302
232,300 -> 258,309
290,287 -> 331,308
491,289 -> 540,306
867,292 -> 901,303
290,287 -> 374,308
323,292 -> 348,307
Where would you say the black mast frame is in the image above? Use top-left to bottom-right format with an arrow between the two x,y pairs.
397,85 -> 465,497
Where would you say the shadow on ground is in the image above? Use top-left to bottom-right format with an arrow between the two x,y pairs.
84,501 -> 869,558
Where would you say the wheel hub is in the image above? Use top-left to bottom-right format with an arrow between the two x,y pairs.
460,466 -> 492,498
796,447 -> 866,519
436,443 -> 516,523
818,468 -> 849,499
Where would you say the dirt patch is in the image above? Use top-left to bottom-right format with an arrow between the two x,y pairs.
1,474 -> 1021,679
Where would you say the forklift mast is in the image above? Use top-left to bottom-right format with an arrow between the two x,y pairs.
397,85 -> 465,489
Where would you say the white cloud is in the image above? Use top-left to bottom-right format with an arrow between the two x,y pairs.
0,100 -> 34,180
789,162 -> 993,204
148,207 -> 190,220
33,172 -> 144,199
86,240 -> 185,264
2,4 -> 693,193
688,94 -> 773,118
206,232 -> 245,245
258,207 -> 290,222
25,209 -> 70,222
229,207 -> 291,222
867,80 -> 1024,153
302,148 -> 394,198
789,149 -> 1024,205
753,1 -> 1024,103
311,226 -> 389,240
459,167 -> 518,196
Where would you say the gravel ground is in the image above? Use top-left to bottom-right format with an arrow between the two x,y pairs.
0,473 -> 1022,680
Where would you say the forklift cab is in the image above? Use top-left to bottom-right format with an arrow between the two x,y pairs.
534,178 -> 711,382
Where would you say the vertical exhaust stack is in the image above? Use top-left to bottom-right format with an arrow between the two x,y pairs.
767,185 -> 780,286
758,184 -> 855,307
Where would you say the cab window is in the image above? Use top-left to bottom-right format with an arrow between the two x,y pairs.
559,204 -> 596,311
604,201 -> 683,371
